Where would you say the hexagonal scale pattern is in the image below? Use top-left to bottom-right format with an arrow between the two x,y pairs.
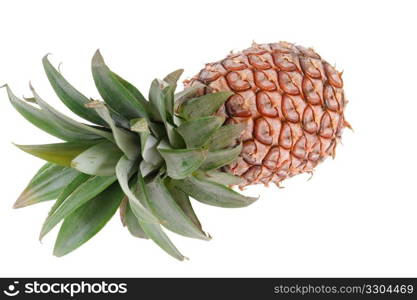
186,42 -> 349,186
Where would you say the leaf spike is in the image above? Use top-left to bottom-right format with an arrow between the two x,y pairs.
92,49 -> 103,67
57,62 -> 63,73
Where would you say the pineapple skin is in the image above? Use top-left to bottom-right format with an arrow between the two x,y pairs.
186,42 -> 349,186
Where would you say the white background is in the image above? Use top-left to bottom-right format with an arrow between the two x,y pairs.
0,0 -> 416,277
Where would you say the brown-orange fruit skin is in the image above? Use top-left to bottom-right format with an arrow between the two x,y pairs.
185,42 -> 349,187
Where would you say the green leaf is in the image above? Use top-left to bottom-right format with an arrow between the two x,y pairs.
14,163 -> 80,208
140,160 -> 160,177
130,118 -> 150,134
148,121 -> 165,139
89,101 -> 140,160
15,141 -> 98,167
111,72 -> 150,115
164,86 -> 176,122
30,84 -> 114,141
165,122 -> 185,149
176,116 -> 225,148
140,221 -> 185,260
158,147 -> 207,179
165,178 -> 204,231
195,170 -> 244,186
140,133 -> 162,165
4,85 -> 80,141
163,69 -> 184,86
174,82 -> 205,113
177,91 -> 233,120
149,83 -> 175,123
23,96 -> 36,103
146,177 -> 209,240
71,140 -> 123,176
207,123 -> 246,150
40,175 -> 116,239
91,50 -> 149,119
173,114 -> 184,127
200,143 -> 242,171
149,79 -> 166,122
120,197 -> 148,239
134,173 -> 185,260
174,176 -> 258,208
27,162 -> 54,181
42,55 -> 107,126
53,181 -> 124,257
115,156 -> 158,224
48,173 -> 91,220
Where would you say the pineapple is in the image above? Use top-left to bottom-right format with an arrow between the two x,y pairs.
186,41 -> 349,186
3,42 -> 348,260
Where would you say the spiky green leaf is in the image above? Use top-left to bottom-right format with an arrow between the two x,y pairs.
158,147 -> 207,179
120,197 -> 148,239
130,118 -> 150,134
140,133 -> 162,165
40,175 -> 116,239
207,122 -> 246,150
165,122 -> 185,149
174,82 -> 205,113
149,79 -> 166,122
71,140 -> 123,176
42,55 -> 107,126
134,173 -> 185,260
14,163 -> 80,208
47,173 -> 91,221
30,84 -> 113,141
174,176 -> 258,208
196,170 -> 244,186
163,69 -> 184,86
27,162 -> 54,182
200,143 -> 242,171
15,141 -> 98,167
139,160 -> 160,177
89,101 -> 140,160
4,85 -> 81,141
165,178 -> 203,231
177,91 -> 233,120
53,182 -> 123,257
176,116 -> 225,148
111,72 -> 149,114
115,156 -> 158,223
164,86 -> 176,121
146,177 -> 209,240
91,50 -> 149,119
48,173 -> 92,217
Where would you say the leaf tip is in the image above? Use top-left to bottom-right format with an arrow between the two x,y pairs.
28,81 -> 38,96
42,53 -> 53,62
12,200 -> 23,209
12,143 -> 23,150
246,195 -> 260,206
13,191 -> 31,209
92,49 -> 105,67
204,232 -> 212,241
52,249 -> 64,257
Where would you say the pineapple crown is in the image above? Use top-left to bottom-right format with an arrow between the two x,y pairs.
2,50 -> 257,260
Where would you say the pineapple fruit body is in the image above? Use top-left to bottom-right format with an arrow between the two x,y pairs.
187,42 -> 348,186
